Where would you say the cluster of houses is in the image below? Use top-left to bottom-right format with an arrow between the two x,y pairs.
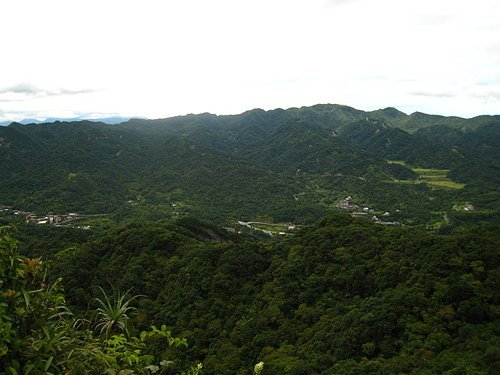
335,196 -> 358,210
335,196 -> 400,226
0,206 -> 34,219
0,205 -> 90,229
372,215 -> 400,226
26,212 -> 84,226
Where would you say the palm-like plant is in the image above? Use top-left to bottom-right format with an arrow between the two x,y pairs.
93,286 -> 141,339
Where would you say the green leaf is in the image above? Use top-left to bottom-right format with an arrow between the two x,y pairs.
45,356 -> 54,372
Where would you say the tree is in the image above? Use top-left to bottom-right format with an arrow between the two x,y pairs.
0,226 -> 195,374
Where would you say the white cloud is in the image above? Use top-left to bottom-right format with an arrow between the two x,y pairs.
0,0 -> 498,121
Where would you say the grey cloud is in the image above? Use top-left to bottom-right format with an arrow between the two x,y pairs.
0,83 -> 42,95
470,90 -> 500,101
0,83 -> 97,101
409,91 -> 455,98
57,88 -> 96,95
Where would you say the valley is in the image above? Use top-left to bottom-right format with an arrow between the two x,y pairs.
1,104 -> 498,228
1,104 -> 499,374
2,0 -> 498,372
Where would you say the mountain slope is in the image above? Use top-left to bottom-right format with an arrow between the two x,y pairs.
336,119 -> 467,169
1,104 -> 498,225
48,215 -> 500,374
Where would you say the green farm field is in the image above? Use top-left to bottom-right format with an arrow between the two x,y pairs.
387,162 -> 465,189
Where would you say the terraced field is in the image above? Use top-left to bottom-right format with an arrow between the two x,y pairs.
412,168 -> 465,189
386,161 -> 465,189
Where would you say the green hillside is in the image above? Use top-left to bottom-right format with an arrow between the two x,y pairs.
1,103 -> 500,374
1,104 -> 499,227
16,214 -> 496,374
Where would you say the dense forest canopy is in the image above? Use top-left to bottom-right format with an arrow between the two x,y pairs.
1,104 -> 499,374
2,214 -> 500,374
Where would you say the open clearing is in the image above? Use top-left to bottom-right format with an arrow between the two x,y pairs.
387,162 -> 465,189
412,168 -> 465,189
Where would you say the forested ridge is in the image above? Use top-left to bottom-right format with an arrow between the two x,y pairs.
1,104 -> 499,226
2,214 -> 498,374
1,104 -> 500,374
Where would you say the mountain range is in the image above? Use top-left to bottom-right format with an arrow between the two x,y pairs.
0,116 -> 133,126
1,104 -> 499,227
2,103 -> 500,374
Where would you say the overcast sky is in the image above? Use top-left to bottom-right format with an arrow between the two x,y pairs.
1,0 -> 499,122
